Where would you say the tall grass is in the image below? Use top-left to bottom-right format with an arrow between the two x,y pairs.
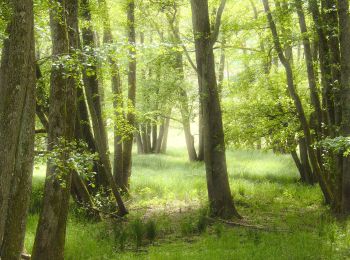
26,148 -> 350,259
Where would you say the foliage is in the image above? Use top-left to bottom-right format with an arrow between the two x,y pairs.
36,138 -> 98,187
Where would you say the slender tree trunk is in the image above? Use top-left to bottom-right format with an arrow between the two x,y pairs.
151,123 -> 158,152
161,114 -> 171,154
98,0 -> 125,186
295,0 -> 323,138
123,0 -> 137,188
337,0 -> 350,214
0,1 -> 36,258
136,130 -> 144,154
81,0 -> 127,214
168,11 -> 198,161
324,0 -> 342,128
263,0 -> 333,204
291,150 -> 307,182
190,0 -> 240,219
32,1 -> 78,258
299,137 -> 314,184
309,0 -> 336,133
141,124 -> 151,153
155,121 -> 165,154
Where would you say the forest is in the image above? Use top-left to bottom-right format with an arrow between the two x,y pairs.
1,0 -> 350,259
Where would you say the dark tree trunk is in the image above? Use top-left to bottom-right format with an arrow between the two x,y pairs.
151,123 -> 158,152
32,1 -> 78,258
337,0 -> 350,215
323,0 -> 342,128
309,0 -> 336,133
299,137 -> 315,184
81,0 -> 127,214
295,0 -> 323,138
291,151 -> 307,182
123,0 -> 137,189
190,0 -> 240,219
0,1 -> 36,258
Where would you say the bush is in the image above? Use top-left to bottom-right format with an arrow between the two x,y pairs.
145,219 -> 157,244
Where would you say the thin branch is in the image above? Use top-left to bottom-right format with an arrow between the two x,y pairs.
211,0 -> 227,46
166,9 -> 198,72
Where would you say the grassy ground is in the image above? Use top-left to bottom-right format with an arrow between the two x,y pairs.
25,148 -> 350,259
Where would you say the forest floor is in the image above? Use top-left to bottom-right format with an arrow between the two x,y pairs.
25,148 -> 350,259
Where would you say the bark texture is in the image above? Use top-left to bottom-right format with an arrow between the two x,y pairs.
32,0 -> 78,258
190,0 -> 240,219
0,0 -> 36,258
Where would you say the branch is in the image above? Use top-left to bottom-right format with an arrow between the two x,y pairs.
166,11 -> 198,72
211,0 -> 227,46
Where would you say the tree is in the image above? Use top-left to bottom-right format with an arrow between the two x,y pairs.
337,0 -> 350,214
190,0 -> 240,219
123,0 -> 137,189
0,0 -> 36,258
32,0 -> 78,258
80,0 -> 127,214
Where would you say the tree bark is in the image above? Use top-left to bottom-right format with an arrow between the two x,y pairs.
123,0 -> 137,188
0,1 -> 36,258
190,0 -> 240,219
161,114 -> 171,154
295,0 -> 323,138
32,1 -> 78,258
337,0 -> 350,214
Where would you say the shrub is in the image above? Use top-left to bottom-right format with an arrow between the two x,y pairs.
145,219 -> 157,244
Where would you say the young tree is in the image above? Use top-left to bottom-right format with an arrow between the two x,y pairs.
123,0 -> 137,189
0,0 -> 36,258
80,0 -> 127,214
190,0 -> 240,219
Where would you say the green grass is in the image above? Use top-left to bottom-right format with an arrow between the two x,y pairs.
25,148 -> 350,259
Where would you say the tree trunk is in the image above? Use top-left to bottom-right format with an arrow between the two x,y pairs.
32,1 -> 78,258
190,0 -> 240,219
81,0 -> 127,215
295,0 -> 323,138
155,121 -> 165,154
299,137 -> 314,184
168,11 -> 198,161
337,0 -> 350,214
309,0 -> 336,133
291,150 -> 306,182
151,122 -> 158,152
0,1 -> 36,258
123,0 -> 137,188
263,0 -> 333,204
161,114 -> 171,154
